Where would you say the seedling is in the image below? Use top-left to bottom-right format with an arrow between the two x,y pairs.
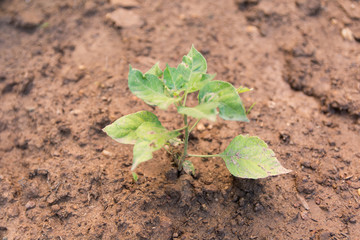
103,46 -> 290,179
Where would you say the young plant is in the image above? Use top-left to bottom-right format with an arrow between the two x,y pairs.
103,46 -> 290,179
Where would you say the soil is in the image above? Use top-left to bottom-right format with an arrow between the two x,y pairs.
1,0 -> 360,239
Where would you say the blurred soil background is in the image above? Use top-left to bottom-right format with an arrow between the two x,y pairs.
0,0 -> 360,239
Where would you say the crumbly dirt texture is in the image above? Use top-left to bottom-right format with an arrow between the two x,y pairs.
1,0 -> 360,239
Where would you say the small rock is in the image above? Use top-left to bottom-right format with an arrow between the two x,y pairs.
15,9 -> 44,29
25,201 -> 36,210
70,109 -> 82,116
358,188 -> 360,197
110,0 -> 140,8
106,9 -> 144,28
300,211 -> 309,220
102,150 -> 113,157
341,28 -> 354,41
197,123 -> 206,131
8,206 -> 20,218
51,204 -> 61,213
296,175 -> 315,194
300,161 -> 317,170
254,203 -> 264,212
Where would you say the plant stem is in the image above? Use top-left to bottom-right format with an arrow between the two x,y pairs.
174,125 -> 188,132
187,154 -> 220,158
178,114 -> 189,170
182,91 -> 188,106
188,119 -> 200,134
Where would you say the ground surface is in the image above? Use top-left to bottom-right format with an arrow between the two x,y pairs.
0,0 -> 360,239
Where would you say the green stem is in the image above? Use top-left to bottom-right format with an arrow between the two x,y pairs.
188,154 -> 220,158
178,91 -> 190,171
178,114 -> 189,170
174,125 -> 188,132
188,119 -> 200,134
182,91 -> 188,106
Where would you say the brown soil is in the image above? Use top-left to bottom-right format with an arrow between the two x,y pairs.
1,0 -> 360,239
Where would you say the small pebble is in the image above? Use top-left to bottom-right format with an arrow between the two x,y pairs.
102,150 -> 113,157
358,188 -> 360,196
197,123 -> 206,131
254,202 -> 264,212
25,201 -> 36,210
51,204 -> 61,212
341,28 -> 354,41
70,109 -> 82,116
300,211 -> 308,220
78,65 -> 86,71
8,206 -> 20,218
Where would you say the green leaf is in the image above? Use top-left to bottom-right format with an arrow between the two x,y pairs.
199,80 -> 249,122
177,102 -> 219,121
237,86 -> 253,94
177,45 -> 211,93
146,62 -> 163,78
103,111 -> 161,144
190,73 -> 216,93
219,135 -> 291,179
135,122 -> 180,143
132,140 -> 155,170
183,160 -> 195,176
128,66 -> 179,109
163,64 -> 186,93
131,122 -> 180,170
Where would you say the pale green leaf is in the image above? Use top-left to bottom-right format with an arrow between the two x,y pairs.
132,140 -> 155,170
189,73 -> 216,93
131,122 -> 180,170
135,122 -> 180,143
146,62 -> 163,78
186,45 -> 207,73
177,45 -> 212,93
199,80 -> 249,122
103,111 -> 161,144
183,160 -> 196,176
163,64 -> 186,93
177,103 -> 219,121
237,86 -> 253,94
128,66 -> 179,109
220,135 -> 291,179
